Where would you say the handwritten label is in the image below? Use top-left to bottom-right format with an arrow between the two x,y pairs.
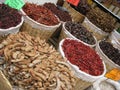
5,0 -> 25,10
67,0 -> 80,6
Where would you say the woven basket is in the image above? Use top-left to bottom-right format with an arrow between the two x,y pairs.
82,17 -> 109,41
20,9 -> 61,41
63,1 -> 85,23
20,21 -> 61,40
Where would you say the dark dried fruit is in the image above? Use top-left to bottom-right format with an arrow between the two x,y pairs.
65,22 -> 95,45
86,7 -> 116,33
99,41 -> 120,66
0,4 -> 21,29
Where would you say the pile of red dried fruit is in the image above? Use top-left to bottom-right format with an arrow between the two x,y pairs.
23,3 -> 59,26
62,39 -> 104,76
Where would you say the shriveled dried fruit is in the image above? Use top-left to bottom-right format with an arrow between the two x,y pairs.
23,3 -> 59,26
0,32 -> 76,90
0,4 -> 21,29
65,22 -> 95,45
44,3 -> 72,22
86,7 -> 116,33
99,41 -> 120,66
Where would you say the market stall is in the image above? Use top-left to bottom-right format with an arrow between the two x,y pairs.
0,0 -> 120,90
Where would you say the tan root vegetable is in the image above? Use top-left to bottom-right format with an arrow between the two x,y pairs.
0,32 -> 76,90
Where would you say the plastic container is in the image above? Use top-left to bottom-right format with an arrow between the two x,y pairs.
59,38 -> 106,90
20,8 -> 61,40
82,17 -> 109,40
59,22 -> 97,48
96,41 -> 120,71
0,16 -> 24,36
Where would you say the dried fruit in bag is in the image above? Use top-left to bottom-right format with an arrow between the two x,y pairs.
62,39 -> 104,76
23,3 -> 59,26
65,22 -> 95,45
44,3 -> 72,22
0,4 -> 21,29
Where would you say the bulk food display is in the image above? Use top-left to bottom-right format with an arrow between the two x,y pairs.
60,39 -> 105,76
99,41 -> 120,66
0,3 -> 23,36
23,3 -> 59,26
86,7 -> 116,33
59,21 -> 96,47
0,4 -> 21,29
0,0 -> 120,90
96,40 -> 120,71
0,32 -> 76,90
44,3 -> 72,22
65,22 -> 96,45
59,38 -> 106,90
21,2 -> 61,40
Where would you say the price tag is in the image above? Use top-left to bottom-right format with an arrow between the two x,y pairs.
5,0 -> 25,10
67,0 -> 80,6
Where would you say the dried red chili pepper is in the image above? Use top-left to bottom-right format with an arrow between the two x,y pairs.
44,3 -> 72,22
23,3 -> 59,26
62,39 -> 104,76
